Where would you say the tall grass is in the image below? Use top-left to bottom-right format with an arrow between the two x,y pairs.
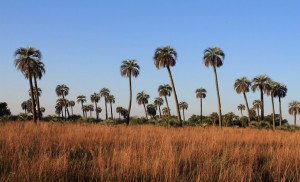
0,122 -> 299,181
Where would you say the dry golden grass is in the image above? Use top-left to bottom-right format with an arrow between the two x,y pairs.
0,122 -> 300,181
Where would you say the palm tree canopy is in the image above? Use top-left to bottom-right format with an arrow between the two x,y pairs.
29,87 -> 42,97
252,100 -> 261,109
136,91 -> 150,105
288,101 -> 300,115
21,101 -> 28,110
179,101 -> 188,110
40,107 -> 45,113
154,97 -> 164,107
32,60 -> 45,80
147,104 -> 157,116
96,107 -> 102,113
251,75 -> 271,93
196,88 -> 207,99
107,95 -> 115,104
55,84 -> 69,97
56,98 -> 66,107
158,84 -> 172,97
77,95 -> 86,103
116,106 -> 123,113
203,47 -> 225,68
100,88 -> 110,98
88,104 -> 94,111
90,93 -> 100,103
153,46 -> 177,69
69,100 -> 75,107
273,83 -> 287,98
162,107 -> 170,115
120,59 -> 140,78
237,104 -> 246,111
234,77 -> 251,94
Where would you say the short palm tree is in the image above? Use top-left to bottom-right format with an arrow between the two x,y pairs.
55,102 -> 63,117
120,59 -> 140,125
136,91 -> 150,119
158,84 -> 172,117
147,104 -> 157,119
252,100 -> 261,122
100,88 -> 110,120
68,100 -> 75,116
95,107 -> 102,120
288,101 -> 300,127
179,101 -> 188,122
15,47 -> 42,123
234,77 -> 252,126
203,47 -> 225,127
154,97 -> 164,119
90,93 -> 100,120
21,101 -> 28,114
251,75 -> 271,120
55,84 -> 69,120
88,104 -> 94,117
154,46 -> 182,125
162,107 -> 169,115
107,94 -> 115,120
273,83 -> 287,128
237,104 -> 246,127
77,95 -> 86,117
195,88 -> 207,122
82,105 -> 90,118
56,98 -> 66,118
116,106 -> 123,119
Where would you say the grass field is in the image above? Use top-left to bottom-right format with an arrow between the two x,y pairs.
0,122 -> 299,181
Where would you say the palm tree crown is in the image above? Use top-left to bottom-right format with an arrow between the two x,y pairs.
234,77 -> 251,94
203,47 -> 225,68
120,59 -> 140,78
91,93 -> 100,103
136,91 -> 150,105
158,84 -> 172,97
154,46 -> 177,69
196,88 -> 207,99
55,84 -> 69,98
237,104 -> 245,111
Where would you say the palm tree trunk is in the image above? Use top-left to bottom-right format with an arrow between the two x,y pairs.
279,97 -> 282,128
182,109 -> 185,122
167,66 -> 182,126
294,113 -> 297,127
271,95 -> 276,130
110,103 -> 114,120
257,108 -> 260,122
158,105 -> 162,119
66,107 -> 70,118
240,110 -> 244,127
105,97 -> 108,120
28,70 -> 37,124
260,87 -> 264,121
62,95 -> 67,120
33,76 -> 41,121
127,75 -> 132,125
90,111 -> 92,117
71,106 -> 73,116
143,103 -> 148,120
81,102 -> 84,117
95,102 -> 98,120
213,66 -> 222,128
243,92 -> 251,126
200,98 -> 203,122
164,96 -> 171,118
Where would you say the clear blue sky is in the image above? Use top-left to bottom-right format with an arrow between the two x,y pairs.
1,1 -> 300,123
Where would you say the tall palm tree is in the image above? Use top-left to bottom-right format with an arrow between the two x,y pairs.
252,100 -> 261,122
267,81 -> 279,130
234,77 -> 252,126
82,105 -> 89,118
55,102 -> 63,117
288,101 -> 300,127
56,98 -> 65,118
195,88 -> 207,122
116,106 -> 123,119
120,59 -> 140,125
251,75 -> 271,120
203,47 -> 225,128
90,93 -> 100,120
158,84 -> 172,117
77,95 -> 86,117
32,60 -> 45,120
154,46 -> 182,125
30,87 -> 43,119
179,101 -> 188,122
21,101 -> 28,114
15,47 -> 42,123
237,104 -> 246,127
154,97 -> 164,119
107,94 -> 115,120
55,84 -> 69,120
69,100 -> 75,116
100,88 -> 110,120
273,83 -> 287,128
136,91 -> 150,120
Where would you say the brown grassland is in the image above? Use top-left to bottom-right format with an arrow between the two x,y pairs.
0,122 -> 300,181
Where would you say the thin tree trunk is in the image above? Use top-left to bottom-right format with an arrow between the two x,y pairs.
294,113 -> 297,127
33,76 -> 41,121
257,108 -> 260,122
104,97 -> 108,120
164,96 -> 171,118
143,103 -> 148,120
90,111 -> 92,117
95,102 -> 98,121
81,102 -> 84,117
66,107 -> 70,118
119,113 -> 120,120
62,95 -> 67,120
182,109 -> 185,122
271,95 -> 276,130
243,92 -> 251,126
240,110 -> 244,127
279,97 -> 282,129
213,66 -> 222,128
127,75 -> 132,125
61,108 -> 64,118
110,103 -> 114,120
28,69 -> 37,124
158,105 -> 162,119
71,106 -> 73,116
167,66 -> 182,126
260,87 -> 264,120
200,98 -> 203,122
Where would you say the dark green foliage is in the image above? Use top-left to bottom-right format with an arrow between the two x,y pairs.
0,103 -> 11,116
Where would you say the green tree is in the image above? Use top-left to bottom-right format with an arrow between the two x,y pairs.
55,84 -> 69,120
162,107 -> 169,116
273,83 -> 287,128
251,75 -> 271,120
100,88 -> 110,120
252,100 -> 261,122
32,61 -> 45,120
69,100 -> 75,116
88,104 -> 94,117
120,59 -> 140,125
154,97 -> 164,119
21,101 -> 28,114
147,104 -> 157,119
266,81 -> 278,130
77,95 -> 86,117
288,101 -> 300,127
116,106 -> 123,119
154,46 -> 182,126
137,91 -> 150,120
15,47 -> 42,123
179,101 -> 188,122
90,93 -> 100,120
195,88 -> 207,122
95,107 -> 102,120
203,47 -> 225,128
107,94 -> 115,120
158,84 -> 172,118
56,98 -> 65,118
237,104 -> 246,127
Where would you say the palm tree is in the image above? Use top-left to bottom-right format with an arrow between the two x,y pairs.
32,60 -> 45,120
69,100 -> 75,116
154,97 -> 164,119
147,104 -> 156,119
158,84 -> 172,117
237,104 -> 246,127
95,107 -> 102,120
40,107 -> 45,117
82,105 -> 90,118
267,81 -> 278,130
234,77 -> 252,126
288,101 -> 300,127
55,84 -> 69,120
15,47 -> 42,123
56,98 -> 65,118
251,75 -> 271,120
203,47 -> 225,128
77,95 -> 86,117
136,91 -> 150,120
273,83 -> 287,128
107,94 -> 115,120
162,107 -> 169,115
90,93 -> 100,120
116,106 -> 123,119
120,59 -> 140,125
100,88 -> 110,120
195,88 -> 207,122
21,101 -> 28,114
30,87 -> 42,119
55,102 -> 63,117
252,100 -> 261,122
179,101 -> 188,122
154,46 -> 182,125
88,104 -> 94,117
